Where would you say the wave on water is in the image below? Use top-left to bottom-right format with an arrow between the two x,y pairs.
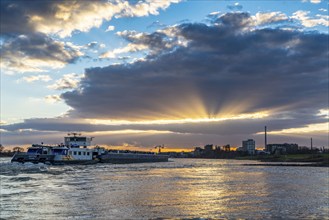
0,161 -> 50,176
0,157 -> 217,178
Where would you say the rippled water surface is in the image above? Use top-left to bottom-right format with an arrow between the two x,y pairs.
1,158 -> 328,219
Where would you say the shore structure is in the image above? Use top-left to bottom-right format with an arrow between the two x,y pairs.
11,133 -> 169,164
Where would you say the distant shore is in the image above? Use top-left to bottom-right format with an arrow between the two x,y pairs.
236,153 -> 329,167
243,162 -> 329,167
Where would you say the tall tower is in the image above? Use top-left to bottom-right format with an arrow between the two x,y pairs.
265,126 -> 268,151
311,137 -> 313,151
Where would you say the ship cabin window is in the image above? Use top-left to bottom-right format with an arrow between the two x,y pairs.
69,151 -> 72,155
83,152 -> 86,155
87,152 -> 90,156
69,137 -> 87,142
27,148 -> 41,154
73,151 -> 77,155
53,149 -> 67,155
78,152 -> 81,155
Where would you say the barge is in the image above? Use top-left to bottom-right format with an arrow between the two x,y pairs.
11,133 -> 169,164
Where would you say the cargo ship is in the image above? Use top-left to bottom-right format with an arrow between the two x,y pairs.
11,133 -> 169,164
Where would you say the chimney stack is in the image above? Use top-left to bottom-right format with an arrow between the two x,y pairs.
265,126 -> 267,151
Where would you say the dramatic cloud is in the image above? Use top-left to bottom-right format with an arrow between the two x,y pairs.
48,73 -> 83,90
0,33 -> 83,73
1,10 -> 328,148
0,0 -> 181,38
0,0 -> 180,72
62,12 -> 328,125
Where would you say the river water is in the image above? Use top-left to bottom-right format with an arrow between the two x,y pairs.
1,158 -> 328,219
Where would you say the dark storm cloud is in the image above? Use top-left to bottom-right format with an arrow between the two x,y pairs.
0,33 -> 82,72
62,12 -> 328,122
0,0 -> 181,72
0,0 -> 84,72
117,30 -> 180,55
0,0 -> 55,36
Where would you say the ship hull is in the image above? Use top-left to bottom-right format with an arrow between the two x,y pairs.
98,153 -> 169,164
11,152 -> 99,165
11,152 -> 55,164
51,160 -> 99,165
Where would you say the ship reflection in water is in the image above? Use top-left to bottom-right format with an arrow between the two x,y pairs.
1,158 -> 328,219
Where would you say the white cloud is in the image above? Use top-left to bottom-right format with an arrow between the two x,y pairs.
302,0 -> 321,3
99,43 -> 148,59
265,122 -> 328,135
310,0 -> 321,4
292,10 -> 329,27
44,95 -> 62,104
209,11 -> 221,16
20,75 -> 52,83
48,73 -> 83,90
105,25 -> 115,32
317,109 -> 329,119
253,12 -> 289,26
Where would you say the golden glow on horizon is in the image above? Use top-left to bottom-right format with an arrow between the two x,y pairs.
86,111 -> 269,125
84,129 -> 173,135
105,145 -> 193,152
256,122 -> 329,135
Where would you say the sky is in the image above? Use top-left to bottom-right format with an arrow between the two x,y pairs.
0,0 -> 328,150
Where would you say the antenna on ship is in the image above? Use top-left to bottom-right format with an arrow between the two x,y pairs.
67,132 -> 81,137
155,144 -> 164,153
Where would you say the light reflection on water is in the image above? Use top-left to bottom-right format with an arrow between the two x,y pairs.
1,158 -> 328,219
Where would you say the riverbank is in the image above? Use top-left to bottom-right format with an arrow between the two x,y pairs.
237,153 -> 329,167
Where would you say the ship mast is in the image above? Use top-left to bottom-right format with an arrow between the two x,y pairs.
154,144 -> 164,153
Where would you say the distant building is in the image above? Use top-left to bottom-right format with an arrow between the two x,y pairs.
204,144 -> 213,152
193,147 -> 204,156
242,139 -> 255,155
223,144 -> 230,152
267,143 -> 298,154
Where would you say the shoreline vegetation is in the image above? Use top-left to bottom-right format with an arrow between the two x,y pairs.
238,154 -> 329,167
